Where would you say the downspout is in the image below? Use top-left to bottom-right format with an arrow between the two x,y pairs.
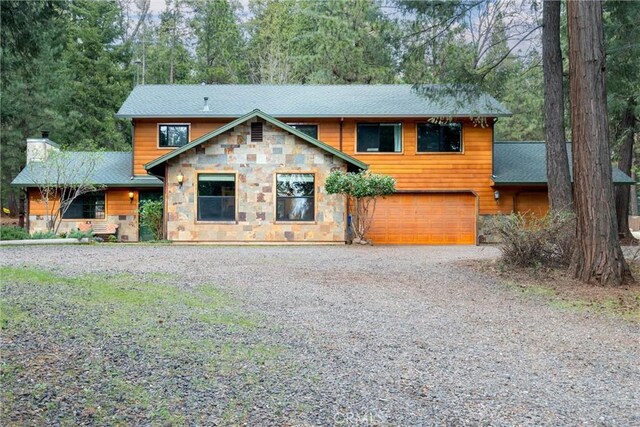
491,117 -> 497,178
130,120 -> 135,177
339,117 -> 344,152
163,163 -> 168,240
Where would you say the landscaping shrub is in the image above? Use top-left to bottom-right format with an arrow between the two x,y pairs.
68,228 -> 94,240
139,199 -> 164,241
325,170 -> 396,244
0,226 -> 29,241
492,210 -> 575,268
30,231 -> 58,239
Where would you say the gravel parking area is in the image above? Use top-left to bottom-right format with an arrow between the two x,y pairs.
1,244 -> 639,425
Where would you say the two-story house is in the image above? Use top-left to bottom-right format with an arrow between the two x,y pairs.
12,84 -> 634,244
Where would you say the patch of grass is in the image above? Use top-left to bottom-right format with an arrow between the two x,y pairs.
480,262 -> 640,321
0,266 -> 289,425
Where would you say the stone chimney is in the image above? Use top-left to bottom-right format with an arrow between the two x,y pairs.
26,131 -> 60,163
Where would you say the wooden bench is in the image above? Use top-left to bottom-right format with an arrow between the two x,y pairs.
76,222 -> 119,238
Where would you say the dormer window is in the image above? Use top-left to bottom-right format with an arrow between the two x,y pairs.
159,124 -> 189,148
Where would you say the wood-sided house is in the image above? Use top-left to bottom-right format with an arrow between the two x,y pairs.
11,84 -> 635,244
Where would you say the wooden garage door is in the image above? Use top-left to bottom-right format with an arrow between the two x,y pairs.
368,193 -> 477,244
516,192 -> 549,218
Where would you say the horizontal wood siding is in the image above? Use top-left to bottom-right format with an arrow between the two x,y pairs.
133,119 -> 227,175
516,191 -> 550,217
27,189 -> 138,217
28,188 -> 55,215
107,189 -> 138,215
133,117 -> 507,214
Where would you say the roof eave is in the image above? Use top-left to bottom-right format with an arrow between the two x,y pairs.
117,113 -> 512,119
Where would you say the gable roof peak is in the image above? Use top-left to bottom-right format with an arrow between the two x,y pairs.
145,109 -> 368,175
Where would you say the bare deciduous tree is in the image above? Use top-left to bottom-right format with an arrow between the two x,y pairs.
27,151 -> 104,233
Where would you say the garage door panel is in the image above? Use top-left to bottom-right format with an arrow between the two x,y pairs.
368,193 -> 476,245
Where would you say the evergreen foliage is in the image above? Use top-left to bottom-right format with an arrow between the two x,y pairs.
1,0 -> 636,229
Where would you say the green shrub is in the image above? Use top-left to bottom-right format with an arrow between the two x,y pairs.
139,199 -> 164,241
491,211 -> 575,268
325,170 -> 396,244
0,226 -> 29,241
30,231 -> 58,240
106,235 -> 118,243
68,229 -> 94,240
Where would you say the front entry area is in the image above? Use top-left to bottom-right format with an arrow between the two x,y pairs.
367,192 -> 477,244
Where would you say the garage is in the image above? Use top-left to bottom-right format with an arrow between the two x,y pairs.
367,192 -> 477,244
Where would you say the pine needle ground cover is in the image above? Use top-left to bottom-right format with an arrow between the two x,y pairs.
0,267 -> 301,425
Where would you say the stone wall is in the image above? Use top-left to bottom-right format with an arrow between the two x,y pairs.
165,119 -> 348,242
28,214 -> 137,241
478,214 -> 500,244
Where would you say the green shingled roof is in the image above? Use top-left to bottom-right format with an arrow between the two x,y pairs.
11,152 -> 162,187
494,142 -> 635,185
116,84 -> 511,118
145,109 -> 368,173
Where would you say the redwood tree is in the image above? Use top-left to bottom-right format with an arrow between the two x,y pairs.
543,0 -> 572,212
567,0 -> 633,285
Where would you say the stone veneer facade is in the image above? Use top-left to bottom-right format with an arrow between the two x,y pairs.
28,214 -> 138,241
165,119 -> 348,242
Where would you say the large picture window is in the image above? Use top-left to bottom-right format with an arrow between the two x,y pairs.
159,124 -> 189,147
63,192 -> 105,219
276,173 -> 315,221
289,124 -> 318,139
197,174 -> 236,221
357,123 -> 402,153
417,122 -> 462,153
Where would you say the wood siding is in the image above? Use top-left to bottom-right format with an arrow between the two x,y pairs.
133,119 -> 227,175
106,189 -> 138,216
27,188 -> 138,217
133,117 -> 504,214
516,191 -> 550,217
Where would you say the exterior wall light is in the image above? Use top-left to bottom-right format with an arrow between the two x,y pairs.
494,190 -> 500,201
128,190 -> 135,202
177,172 -> 184,187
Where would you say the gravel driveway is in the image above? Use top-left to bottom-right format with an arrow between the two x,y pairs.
2,244 -> 639,426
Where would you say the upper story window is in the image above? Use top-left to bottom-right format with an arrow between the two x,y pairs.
159,124 -> 189,148
417,122 -> 462,153
289,124 -> 318,139
197,174 -> 236,221
63,191 -> 105,219
357,123 -> 402,153
276,173 -> 315,221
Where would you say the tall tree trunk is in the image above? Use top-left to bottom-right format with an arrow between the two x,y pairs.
543,0 -> 573,211
567,0 -> 633,285
614,97 -> 636,239
630,171 -> 638,216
